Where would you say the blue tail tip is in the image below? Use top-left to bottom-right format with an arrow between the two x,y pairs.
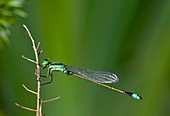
125,91 -> 142,100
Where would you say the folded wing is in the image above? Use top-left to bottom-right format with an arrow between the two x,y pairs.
65,65 -> 119,83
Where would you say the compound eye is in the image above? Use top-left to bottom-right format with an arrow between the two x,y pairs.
42,59 -> 49,65
42,59 -> 50,69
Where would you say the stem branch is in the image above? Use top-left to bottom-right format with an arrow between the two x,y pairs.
23,24 -> 42,116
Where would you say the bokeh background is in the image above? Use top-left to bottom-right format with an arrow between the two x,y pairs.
0,0 -> 170,116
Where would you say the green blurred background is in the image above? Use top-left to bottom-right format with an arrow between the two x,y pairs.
0,0 -> 170,116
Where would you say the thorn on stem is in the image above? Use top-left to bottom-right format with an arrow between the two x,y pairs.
22,84 -> 37,95
37,42 -> 40,49
42,96 -> 60,103
38,50 -> 43,56
22,55 -> 36,64
15,103 -> 37,112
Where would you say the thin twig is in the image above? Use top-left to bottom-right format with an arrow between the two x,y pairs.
42,96 -> 60,103
23,25 -> 35,49
40,99 -> 42,115
38,50 -> 43,56
23,24 -> 42,116
15,103 -> 37,112
22,84 -> 37,95
22,55 -> 36,64
37,42 -> 40,49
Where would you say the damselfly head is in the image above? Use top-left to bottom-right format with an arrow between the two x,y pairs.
42,58 -> 50,69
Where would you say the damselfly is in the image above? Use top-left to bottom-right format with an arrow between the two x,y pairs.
41,58 -> 142,100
